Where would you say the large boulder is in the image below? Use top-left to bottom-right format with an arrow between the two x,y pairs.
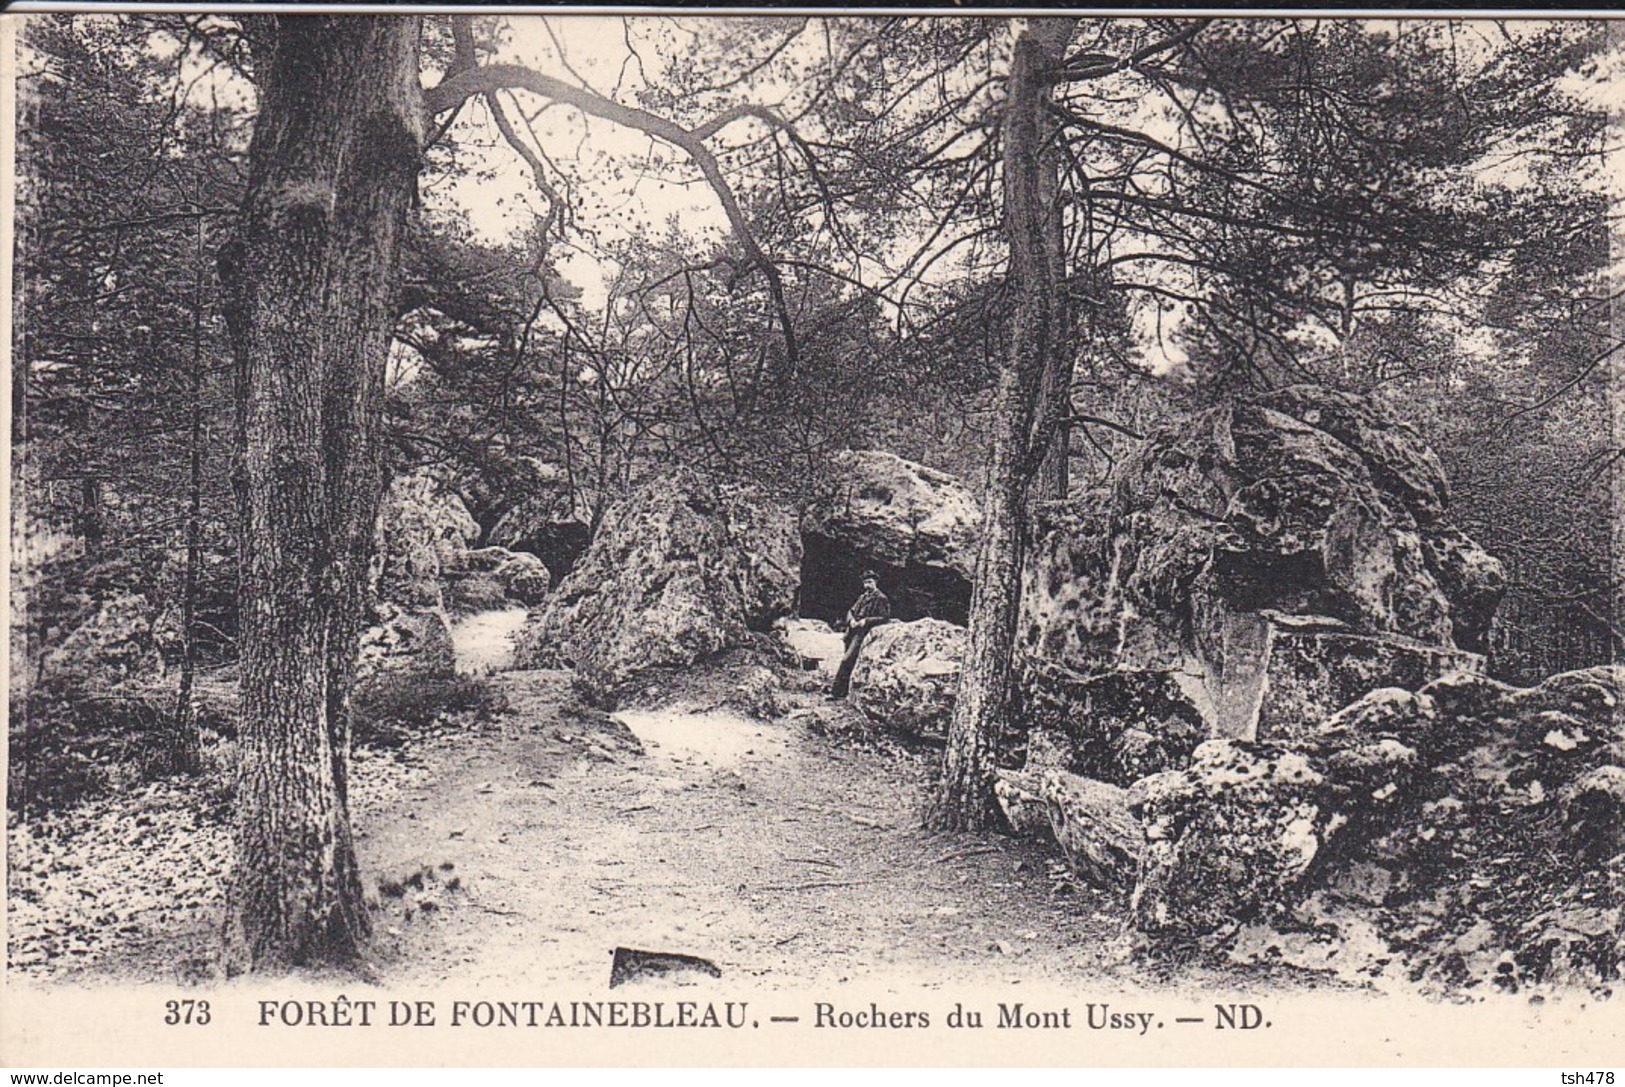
720,481 -> 802,630
1249,617 -> 1483,746
512,467 -> 798,699
1016,658 -> 1206,786
493,551 -> 551,606
1418,524 -> 1505,655
848,617 -> 966,739
775,617 -> 844,675
1019,491 -> 1117,669
1020,386 -> 1503,743
372,470 -> 479,610
801,451 -> 982,626
1560,766 -> 1625,864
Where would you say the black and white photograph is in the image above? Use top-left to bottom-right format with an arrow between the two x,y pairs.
3,8 -> 1623,1068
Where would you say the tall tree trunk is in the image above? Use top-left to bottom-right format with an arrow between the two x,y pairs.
219,15 -> 423,972
172,177 -> 207,778
1030,18 -> 1076,502
927,22 -> 1069,831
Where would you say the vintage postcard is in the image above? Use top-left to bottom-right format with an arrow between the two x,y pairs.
3,6 -> 1622,1069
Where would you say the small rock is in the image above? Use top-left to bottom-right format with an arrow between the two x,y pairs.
993,770 -> 1051,840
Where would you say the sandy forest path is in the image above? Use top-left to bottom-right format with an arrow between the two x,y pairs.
9,608 -> 1299,996
355,609 -> 1182,994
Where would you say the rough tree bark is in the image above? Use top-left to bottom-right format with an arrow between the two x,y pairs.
1030,19 -> 1078,503
927,20 -> 1072,831
219,16 -> 423,971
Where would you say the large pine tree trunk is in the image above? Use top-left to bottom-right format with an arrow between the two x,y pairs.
219,16 -> 423,971
927,22 -> 1068,831
1030,18 -> 1080,502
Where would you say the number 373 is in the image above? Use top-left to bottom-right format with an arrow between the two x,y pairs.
164,999 -> 211,1025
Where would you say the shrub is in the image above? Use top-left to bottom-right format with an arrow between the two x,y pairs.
352,671 -> 507,748
5,679 -> 151,813
7,704 -> 110,814
444,572 -> 510,615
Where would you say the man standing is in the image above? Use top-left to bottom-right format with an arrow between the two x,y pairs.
830,570 -> 892,699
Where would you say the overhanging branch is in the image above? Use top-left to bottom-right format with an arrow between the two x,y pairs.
424,61 -> 799,371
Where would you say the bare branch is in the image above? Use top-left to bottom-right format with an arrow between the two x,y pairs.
484,91 -> 564,269
1052,19 -> 1211,85
424,61 -> 800,372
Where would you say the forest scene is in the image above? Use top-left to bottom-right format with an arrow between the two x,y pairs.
7,12 -> 1624,1005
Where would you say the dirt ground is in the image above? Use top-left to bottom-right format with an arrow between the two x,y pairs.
9,609 -> 1314,996
357,611 -> 1281,995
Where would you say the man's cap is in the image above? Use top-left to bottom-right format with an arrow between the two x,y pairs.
861,569 -> 880,582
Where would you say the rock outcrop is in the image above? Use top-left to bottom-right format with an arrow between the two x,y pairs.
848,618 -> 966,739
802,451 -> 982,625
512,467 -> 799,700
1020,385 -> 1504,745
994,765 -> 1143,889
1129,665 -> 1625,993
357,602 -> 457,685
372,470 -> 480,610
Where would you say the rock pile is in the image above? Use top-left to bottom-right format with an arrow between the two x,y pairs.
1131,665 -> 1625,991
981,387 -> 1619,992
